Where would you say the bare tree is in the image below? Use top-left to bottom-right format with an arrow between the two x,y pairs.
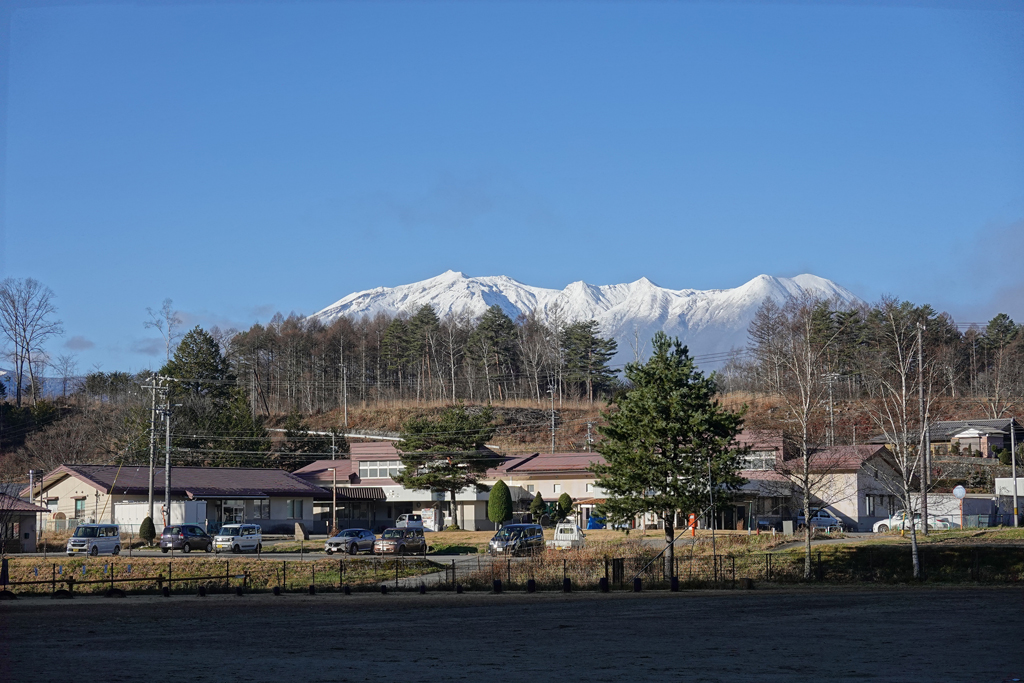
860,297 -> 937,579
145,299 -> 183,362
0,278 -> 64,406
53,353 -> 80,398
748,294 -> 855,578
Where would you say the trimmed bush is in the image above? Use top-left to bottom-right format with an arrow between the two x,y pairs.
488,479 -> 513,525
558,493 -> 573,520
530,492 -> 546,519
139,516 -> 156,545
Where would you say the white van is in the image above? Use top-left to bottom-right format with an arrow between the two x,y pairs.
66,524 -> 122,556
395,514 -> 424,529
214,524 -> 262,553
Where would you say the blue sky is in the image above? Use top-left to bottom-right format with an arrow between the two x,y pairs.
2,0 -> 1022,372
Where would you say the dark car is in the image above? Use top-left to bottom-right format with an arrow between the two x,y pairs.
161,524 -> 214,553
373,527 -> 427,555
488,524 -> 544,556
325,528 -> 376,555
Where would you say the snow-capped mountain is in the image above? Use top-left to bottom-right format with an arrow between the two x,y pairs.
310,271 -> 861,366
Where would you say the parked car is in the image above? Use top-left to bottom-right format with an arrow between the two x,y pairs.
160,524 -> 213,553
66,524 -> 121,557
546,521 -> 585,550
214,524 -> 262,553
395,514 -> 424,529
873,511 -> 958,533
796,509 -> 844,532
325,528 -> 376,555
489,524 -> 545,556
373,527 -> 427,555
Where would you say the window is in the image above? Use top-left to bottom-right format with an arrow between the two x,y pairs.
586,483 -> 594,493
526,484 -> 534,493
865,495 -> 876,516
254,499 -> 270,519
358,460 -> 401,479
742,451 -> 776,471
74,499 -> 85,518
553,484 -> 561,493
287,500 -> 304,519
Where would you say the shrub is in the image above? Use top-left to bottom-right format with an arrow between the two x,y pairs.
488,479 -> 513,525
558,492 -> 573,520
139,516 -> 156,545
530,492 -> 546,518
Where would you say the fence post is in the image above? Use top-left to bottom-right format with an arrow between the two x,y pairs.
507,557 -> 511,587
282,561 -> 285,592
731,556 -> 735,585
168,561 -> 172,595
816,552 -> 822,582
339,559 -> 343,590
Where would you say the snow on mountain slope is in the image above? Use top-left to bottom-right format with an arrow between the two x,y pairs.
310,271 -> 861,366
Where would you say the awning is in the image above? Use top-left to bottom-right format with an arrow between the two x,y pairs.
333,487 -> 386,501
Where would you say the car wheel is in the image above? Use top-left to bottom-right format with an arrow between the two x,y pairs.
233,544 -> 241,554
205,542 -> 213,553
349,544 -> 358,556
877,524 -> 889,533
161,548 -> 169,554
326,548 -> 334,555
399,545 -> 406,556
181,543 -> 191,554
67,553 -> 74,557
90,545 -> 99,556
112,545 -> 120,556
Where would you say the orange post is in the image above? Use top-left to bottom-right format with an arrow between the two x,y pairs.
689,513 -> 697,537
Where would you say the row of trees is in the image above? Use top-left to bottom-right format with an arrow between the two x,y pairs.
227,304 -> 618,415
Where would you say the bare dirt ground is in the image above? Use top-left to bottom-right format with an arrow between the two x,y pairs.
2,586 -> 1023,682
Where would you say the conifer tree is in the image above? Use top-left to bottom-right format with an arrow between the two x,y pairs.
592,332 -> 747,578
139,516 -> 156,545
530,491 -> 546,520
488,479 -> 513,526
391,405 -> 498,529
557,492 -> 573,521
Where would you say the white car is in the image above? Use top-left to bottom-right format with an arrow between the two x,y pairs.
873,511 -> 958,533
214,523 -> 262,553
545,521 -> 586,550
66,524 -> 122,556
796,509 -> 844,532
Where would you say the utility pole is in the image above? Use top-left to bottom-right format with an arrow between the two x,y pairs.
159,398 -> 174,528
143,376 -> 164,523
28,469 -> 35,550
826,373 -> 836,447
586,422 -> 593,453
343,365 -> 348,428
917,322 -> 929,533
1011,417 -> 1019,528
547,385 -> 555,454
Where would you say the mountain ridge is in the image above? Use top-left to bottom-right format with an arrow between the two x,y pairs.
310,271 -> 861,365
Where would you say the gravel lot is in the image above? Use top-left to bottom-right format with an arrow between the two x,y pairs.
2,586 -> 1022,682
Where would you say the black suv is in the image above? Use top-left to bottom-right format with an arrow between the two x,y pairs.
161,524 -> 214,553
488,524 -> 545,556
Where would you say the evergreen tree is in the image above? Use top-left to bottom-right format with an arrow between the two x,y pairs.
557,492 -> 573,520
592,332 -> 747,578
139,516 -> 156,545
273,411 -> 334,471
488,479 -> 513,526
468,305 -> 518,401
391,405 -> 499,529
561,320 -> 618,402
530,491 -> 546,519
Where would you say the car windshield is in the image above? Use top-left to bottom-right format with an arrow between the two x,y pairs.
381,529 -> 404,539
495,528 -> 524,540
336,530 -> 359,538
73,526 -> 99,538
218,526 -> 241,537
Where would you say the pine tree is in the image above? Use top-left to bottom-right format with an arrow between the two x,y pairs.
391,405 -> 498,529
561,320 -> 618,402
530,492 -> 546,520
488,479 -> 513,526
592,331 -> 747,578
467,305 -> 518,401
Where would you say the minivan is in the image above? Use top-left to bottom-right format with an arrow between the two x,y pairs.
66,524 -> 122,557
395,514 -> 423,529
488,524 -> 544,556
214,524 -> 262,553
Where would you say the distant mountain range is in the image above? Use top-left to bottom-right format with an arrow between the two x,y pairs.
310,271 -> 861,366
